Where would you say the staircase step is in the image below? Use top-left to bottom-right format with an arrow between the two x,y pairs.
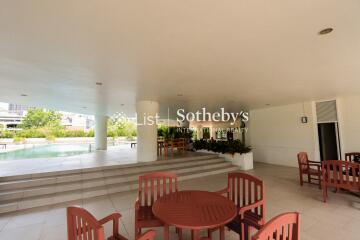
0,157 -> 222,190
0,154 -> 216,182
0,161 -> 231,201
0,165 -> 238,214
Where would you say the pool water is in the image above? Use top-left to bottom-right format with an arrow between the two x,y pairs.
0,144 -> 93,160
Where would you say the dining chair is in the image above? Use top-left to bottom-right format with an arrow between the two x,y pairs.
67,206 -> 156,240
345,152 -> 360,162
251,212 -> 300,240
67,206 -> 127,240
135,172 -> 179,239
210,172 -> 266,240
297,152 -> 321,189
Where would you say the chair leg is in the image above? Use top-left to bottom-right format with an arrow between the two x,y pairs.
323,186 -> 327,202
135,226 -> 141,240
207,229 -> 212,240
299,172 -> 303,186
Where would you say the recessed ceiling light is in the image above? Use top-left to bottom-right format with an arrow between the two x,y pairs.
265,104 -> 271,106
95,82 -> 103,86
120,104 -> 125,106
319,28 -> 333,35
82,106 -> 87,109
20,94 -> 28,97
177,94 -> 183,97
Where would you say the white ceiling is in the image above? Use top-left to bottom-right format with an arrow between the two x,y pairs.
0,0 -> 360,118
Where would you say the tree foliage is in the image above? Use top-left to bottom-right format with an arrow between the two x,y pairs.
21,108 -> 62,129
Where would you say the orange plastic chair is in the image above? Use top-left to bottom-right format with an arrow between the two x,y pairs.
210,172 -> 266,240
135,172 -> 178,239
251,212 -> 300,240
67,206 -> 156,240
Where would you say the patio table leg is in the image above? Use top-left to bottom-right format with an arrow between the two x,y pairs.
219,226 -> 225,240
191,229 -> 200,240
164,224 -> 170,240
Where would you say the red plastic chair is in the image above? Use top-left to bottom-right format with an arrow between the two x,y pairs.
251,212 -> 300,240
67,207 -> 156,240
67,206 -> 127,240
297,152 -> 321,189
135,172 -> 178,239
210,172 -> 266,240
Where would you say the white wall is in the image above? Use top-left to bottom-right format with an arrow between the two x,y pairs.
337,96 -> 360,155
249,102 -> 315,167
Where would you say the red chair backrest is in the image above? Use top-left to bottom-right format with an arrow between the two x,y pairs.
138,172 -> 178,207
227,172 -> 264,216
252,212 -> 300,240
345,152 -> 360,162
322,160 -> 360,189
297,152 -> 308,171
67,206 -> 105,240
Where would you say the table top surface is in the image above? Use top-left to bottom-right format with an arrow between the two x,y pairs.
152,190 -> 237,230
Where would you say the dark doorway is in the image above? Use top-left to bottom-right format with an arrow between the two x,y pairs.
317,122 -> 340,161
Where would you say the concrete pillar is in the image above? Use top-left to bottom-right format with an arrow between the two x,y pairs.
136,100 -> 159,162
95,115 -> 108,150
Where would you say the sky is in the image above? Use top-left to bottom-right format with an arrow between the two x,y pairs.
0,102 -> 8,110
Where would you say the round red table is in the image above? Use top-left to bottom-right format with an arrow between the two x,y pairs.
152,190 -> 237,240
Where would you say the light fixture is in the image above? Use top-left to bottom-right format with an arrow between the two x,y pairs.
82,106 -> 87,109
96,82 -> 103,86
120,104 -> 125,106
177,94 -> 183,97
20,94 -> 28,97
265,103 -> 271,106
319,28 -> 333,35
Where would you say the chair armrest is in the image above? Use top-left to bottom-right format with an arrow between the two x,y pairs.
239,199 -> 265,216
215,187 -> 229,195
98,213 -> 121,225
308,164 -> 321,170
308,161 -> 321,165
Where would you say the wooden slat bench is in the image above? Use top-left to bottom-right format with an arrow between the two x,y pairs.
322,160 -> 360,202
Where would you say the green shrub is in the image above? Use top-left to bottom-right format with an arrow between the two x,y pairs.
13,136 -> 26,144
193,139 -> 251,155
0,130 -> 15,138
46,135 -> 56,141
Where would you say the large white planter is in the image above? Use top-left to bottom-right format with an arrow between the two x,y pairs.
196,149 -> 253,170
223,152 -> 253,171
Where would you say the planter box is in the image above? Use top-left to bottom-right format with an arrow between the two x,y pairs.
223,152 -> 253,170
196,149 -> 253,170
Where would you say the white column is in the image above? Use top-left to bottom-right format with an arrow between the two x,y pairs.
137,101 -> 159,162
95,115 -> 108,150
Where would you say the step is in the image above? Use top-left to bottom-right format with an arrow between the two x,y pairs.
0,161 -> 231,201
0,165 -> 238,214
0,156 -> 222,191
0,154 -> 216,182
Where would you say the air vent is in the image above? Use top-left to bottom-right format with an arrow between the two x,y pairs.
316,100 -> 338,123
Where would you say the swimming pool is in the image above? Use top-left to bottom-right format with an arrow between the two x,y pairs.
0,144 -> 93,160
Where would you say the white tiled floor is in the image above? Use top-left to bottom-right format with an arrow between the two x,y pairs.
0,163 -> 359,240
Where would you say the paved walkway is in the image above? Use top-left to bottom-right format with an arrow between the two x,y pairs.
0,144 -> 212,177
